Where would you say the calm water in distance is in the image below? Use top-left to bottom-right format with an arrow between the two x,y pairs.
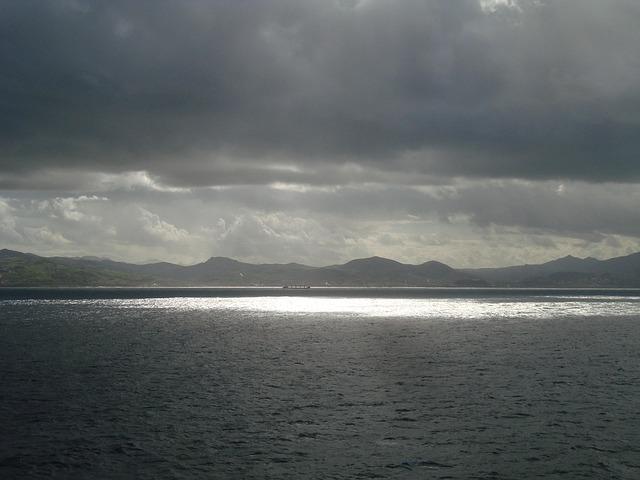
1,288 -> 640,479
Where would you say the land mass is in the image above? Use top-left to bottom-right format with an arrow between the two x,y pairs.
2,248 -> 640,288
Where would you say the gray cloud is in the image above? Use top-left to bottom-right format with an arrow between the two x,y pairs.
2,180 -> 639,266
3,0 -> 640,266
2,0 -> 640,186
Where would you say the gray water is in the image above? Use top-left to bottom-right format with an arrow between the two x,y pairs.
1,289 -> 640,479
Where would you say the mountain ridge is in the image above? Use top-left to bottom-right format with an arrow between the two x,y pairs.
1,248 -> 640,287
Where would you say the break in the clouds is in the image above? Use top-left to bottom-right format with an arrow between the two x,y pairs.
2,180 -> 640,267
1,0 -> 640,266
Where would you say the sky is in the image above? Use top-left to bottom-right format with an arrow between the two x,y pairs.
1,0 -> 640,267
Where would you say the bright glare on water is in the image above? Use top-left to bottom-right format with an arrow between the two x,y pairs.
10,294 -> 640,319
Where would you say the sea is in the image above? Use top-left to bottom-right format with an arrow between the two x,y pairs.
1,287 -> 640,479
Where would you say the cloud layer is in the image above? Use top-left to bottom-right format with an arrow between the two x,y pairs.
2,179 -> 639,267
1,0 -> 640,265
2,0 -> 640,188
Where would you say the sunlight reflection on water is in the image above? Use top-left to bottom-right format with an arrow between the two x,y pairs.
8,295 -> 640,319
3,292 -> 640,479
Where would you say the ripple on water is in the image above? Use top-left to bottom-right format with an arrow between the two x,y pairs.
1,295 -> 640,478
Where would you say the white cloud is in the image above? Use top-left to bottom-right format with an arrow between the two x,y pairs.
0,198 -> 22,242
36,196 -> 107,222
25,226 -> 71,246
138,207 -> 190,243
1,180 -> 640,267
479,0 -> 522,13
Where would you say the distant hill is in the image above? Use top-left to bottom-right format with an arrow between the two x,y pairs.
0,249 -> 153,287
465,252 -> 640,287
0,249 -> 483,287
2,248 -> 640,287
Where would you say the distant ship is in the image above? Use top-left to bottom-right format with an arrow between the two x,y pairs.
282,285 -> 311,289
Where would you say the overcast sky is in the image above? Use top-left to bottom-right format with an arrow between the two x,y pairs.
1,0 -> 640,267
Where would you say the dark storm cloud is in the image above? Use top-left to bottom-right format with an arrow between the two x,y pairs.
1,0 -> 640,187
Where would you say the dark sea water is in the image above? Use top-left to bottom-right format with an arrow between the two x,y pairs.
1,288 -> 640,479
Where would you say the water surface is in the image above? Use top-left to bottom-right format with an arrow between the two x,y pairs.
1,289 -> 639,478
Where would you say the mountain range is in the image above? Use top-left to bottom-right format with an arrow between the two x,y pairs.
2,248 -> 640,287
